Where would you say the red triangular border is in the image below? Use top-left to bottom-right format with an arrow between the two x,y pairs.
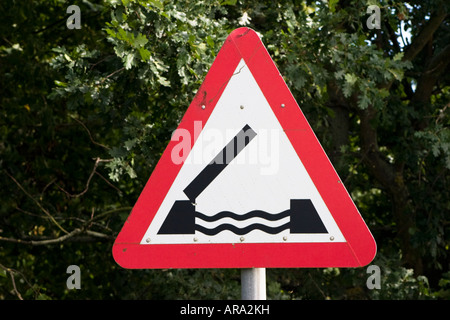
112,27 -> 376,269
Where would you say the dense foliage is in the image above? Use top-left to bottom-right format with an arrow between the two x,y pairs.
1,0 -> 449,299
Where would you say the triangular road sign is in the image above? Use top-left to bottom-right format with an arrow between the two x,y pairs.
112,27 -> 376,269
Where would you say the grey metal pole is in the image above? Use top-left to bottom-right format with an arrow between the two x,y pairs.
241,268 -> 266,300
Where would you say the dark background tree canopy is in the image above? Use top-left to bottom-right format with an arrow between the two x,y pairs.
0,0 -> 449,300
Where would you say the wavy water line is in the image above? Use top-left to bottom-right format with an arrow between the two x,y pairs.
195,216 -> 290,229
195,222 -> 291,235
195,209 -> 290,222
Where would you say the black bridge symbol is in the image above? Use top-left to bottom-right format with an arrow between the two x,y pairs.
158,124 -> 328,236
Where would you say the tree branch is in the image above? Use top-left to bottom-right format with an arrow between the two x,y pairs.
0,228 -> 84,246
70,116 -> 110,150
380,9 -> 447,94
326,79 -> 350,171
0,263 -> 24,300
0,206 -> 131,245
412,44 -> 450,105
402,9 -> 447,62
56,157 -> 113,198
5,171 -> 69,234
0,228 -> 115,246
358,106 -> 396,188
101,67 -> 125,83
0,261 -> 45,299
358,105 -> 422,271
385,20 -> 401,54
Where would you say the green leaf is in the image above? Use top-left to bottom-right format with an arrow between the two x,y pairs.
342,82 -> 353,98
139,47 -> 151,61
63,53 -> 73,62
124,53 -> 134,69
134,33 -> 148,48
157,75 -> 170,87
126,165 -> 137,179
393,52 -> 404,61
105,28 -> 116,38
344,73 -> 358,86
220,0 -> 237,5
206,36 -> 215,48
388,68 -> 404,81
329,0 -> 339,13
432,144 -> 440,157
357,94 -> 371,109
124,138 -> 137,151
54,80 -> 67,87
145,0 -> 164,10
334,69 -> 345,80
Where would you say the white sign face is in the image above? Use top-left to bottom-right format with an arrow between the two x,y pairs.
140,59 -> 345,245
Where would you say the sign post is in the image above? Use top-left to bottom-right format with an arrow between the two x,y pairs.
241,268 -> 266,300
